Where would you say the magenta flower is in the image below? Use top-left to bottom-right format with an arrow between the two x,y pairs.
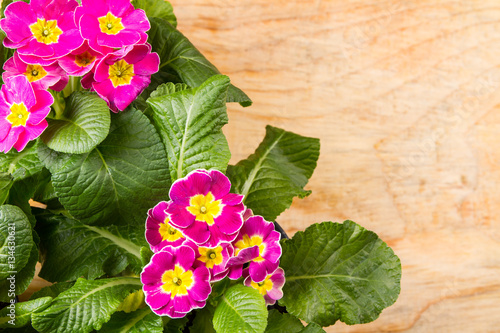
166,170 -> 245,248
92,44 -> 159,111
75,0 -> 150,51
244,267 -> 285,305
146,201 -> 187,253
141,246 -> 211,318
58,41 -> 111,77
3,52 -> 68,91
0,75 -> 53,153
0,0 -> 83,64
227,215 -> 282,282
186,241 -> 234,282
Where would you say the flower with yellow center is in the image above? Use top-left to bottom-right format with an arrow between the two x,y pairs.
23,65 -> 47,82
159,218 -> 184,242
197,246 -> 224,269
187,192 -> 222,226
29,18 -> 63,45
6,103 -> 29,127
98,12 -> 125,35
75,51 -> 96,67
234,234 -> 265,262
250,275 -> 274,296
161,265 -> 194,299
108,59 -> 135,87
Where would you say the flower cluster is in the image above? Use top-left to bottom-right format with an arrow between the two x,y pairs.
0,0 -> 159,152
141,169 -> 286,318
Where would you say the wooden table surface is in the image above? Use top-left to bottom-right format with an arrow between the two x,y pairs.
169,1 -> 500,332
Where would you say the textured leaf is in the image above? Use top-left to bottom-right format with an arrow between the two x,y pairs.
190,304 -> 216,333
41,92 -> 111,154
299,324 -> 326,333
0,141 -> 43,181
147,75 -> 231,181
279,221 -> 402,326
32,277 -> 143,333
0,240 -> 38,302
227,126 -> 320,221
264,310 -> 304,333
6,173 -> 41,228
99,308 -> 163,333
150,82 -> 189,99
0,172 -> 13,205
38,107 -> 170,226
213,285 -> 268,333
0,297 -> 51,328
0,205 -> 33,280
132,0 -> 176,27
116,290 -> 145,313
147,18 -> 251,107
37,215 -> 143,282
31,282 -> 75,300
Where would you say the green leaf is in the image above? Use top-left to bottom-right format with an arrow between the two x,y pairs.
31,282 -> 75,300
99,308 -> 163,333
0,205 -> 33,280
116,290 -> 145,313
147,17 -> 251,107
147,75 -> 231,182
32,277 -> 143,333
132,0 -> 176,27
279,221 -> 402,326
298,324 -> 326,333
40,91 -> 111,154
0,297 -> 52,328
140,246 -> 153,267
0,141 -> 44,181
227,126 -> 320,221
37,215 -> 143,282
0,241 -> 38,302
264,310 -> 304,333
38,107 -> 170,226
0,172 -> 13,205
150,82 -> 189,99
163,317 -> 188,333
191,304 -> 216,333
6,173 -> 41,228
213,285 -> 268,333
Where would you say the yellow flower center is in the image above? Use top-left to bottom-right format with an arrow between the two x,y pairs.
234,234 -> 265,262
186,192 -> 222,226
158,218 -> 184,242
6,103 -> 29,127
161,265 -> 194,299
29,18 -> 63,45
98,12 -> 124,35
197,246 -> 224,269
74,51 -> 96,67
250,275 -> 274,296
108,59 -> 134,87
24,64 -> 47,82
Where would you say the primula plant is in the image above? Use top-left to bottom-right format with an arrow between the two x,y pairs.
0,0 -> 402,332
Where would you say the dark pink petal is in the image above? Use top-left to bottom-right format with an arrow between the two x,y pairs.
213,204 -> 244,235
221,193 -> 244,206
166,202 -> 195,229
242,216 -> 275,240
211,269 -> 229,282
49,72 -> 69,92
188,266 -> 211,301
18,39 -> 55,58
3,37 -> 28,49
249,260 -> 273,283
227,246 -> 259,267
108,0 -> 134,17
202,224 -> 238,248
51,30 -> 85,59
0,126 -> 23,153
113,83 -> 139,111
181,220 -> 211,245
122,9 -> 150,32
169,170 -> 212,202
4,76 -> 36,108
175,246 -> 196,271
13,130 -> 30,152
133,52 -> 159,75
0,2 -> 35,44
17,54 -> 57,66
122,43 -> 149,64
81,71 -> 95,90
144,284 -> 171,310
208,170 -> 231,199
152,304 -> 189,318
28,90 -> 52,125
97,29 -> 141,48
228,265 -> 243,280
79,14 -> 101,41
262,230 -> 282,263
93,79 -> 115,105
242,208 -> 254,221
79,0 -> 108,18
269,267 -> 285,287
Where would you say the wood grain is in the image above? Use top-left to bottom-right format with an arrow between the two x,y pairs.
169,0 -> 500,331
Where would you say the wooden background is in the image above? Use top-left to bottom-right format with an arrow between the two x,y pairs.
169,0 -> 500,332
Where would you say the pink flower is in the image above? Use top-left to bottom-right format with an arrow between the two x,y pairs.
146,201 -> 187,253
185,241 -> 234,282
244,267 -> 285,305
141,246 -> 211,318
227,215 -> 282,282
3,52 -> 68,91
166,170 -> 245,248
0,75 -> 53,153
0,0 -> 84,64
92,44 -> 159,111
58,41 -> 111,77
75,0 -> 150,51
